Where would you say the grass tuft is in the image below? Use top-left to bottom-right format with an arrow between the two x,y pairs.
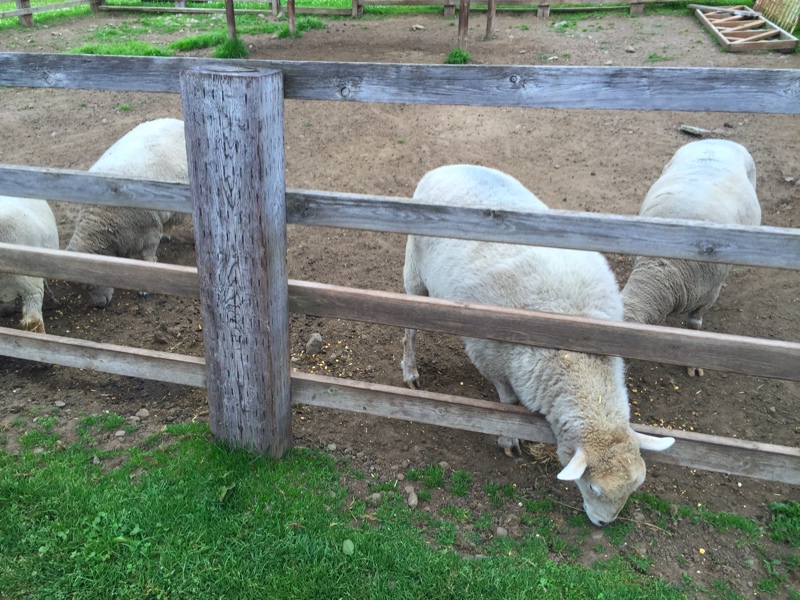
768,501 -> 800,547
69,41 -> 173,56
211,37 -> 248,58
444,48 -> 470,64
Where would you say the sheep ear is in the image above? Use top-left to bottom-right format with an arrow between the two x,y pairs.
636,432 -> 675,452
557,448 -> 587,481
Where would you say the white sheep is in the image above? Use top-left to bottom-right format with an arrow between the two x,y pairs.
0,198 -> 59,333
402,164 -> 674,526
622,139 -> 761,376
66,118 -> 188,308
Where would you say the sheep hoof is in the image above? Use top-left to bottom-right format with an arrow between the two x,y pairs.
404,378 -> 420,390
498,436 -> 521,457
21,318 -> 45,334
686,366 -> 704,377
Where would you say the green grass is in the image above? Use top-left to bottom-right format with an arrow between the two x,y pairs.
78,413 -> 127,435
168,30 -> 229,51
212,36 -> 248,58
68,41 -> 174,56
644,52 -> 676,62
444,48 -> 470,64
449,470 -> 472,496
0,424 -> 684,598
768,501 -> 800,547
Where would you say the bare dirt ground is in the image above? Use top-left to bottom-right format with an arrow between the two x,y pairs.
0,8 -> 798,597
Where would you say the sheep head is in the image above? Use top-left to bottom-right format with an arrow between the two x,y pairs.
557,431 -> 674,527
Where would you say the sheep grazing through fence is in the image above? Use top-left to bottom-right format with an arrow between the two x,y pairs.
401,165 -> 675,526
622,139 -> 762,377
0,198 -> 59,333
65,118 -> 188,309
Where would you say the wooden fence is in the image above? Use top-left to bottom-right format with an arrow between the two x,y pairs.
0,53 -> 799,485
0,0 -> 97,26
90,0 -> 668,23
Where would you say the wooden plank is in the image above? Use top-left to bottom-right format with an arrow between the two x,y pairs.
0,328 -> 795,484
0,326 -> 206,387
289,280 -> 800,381
292,373 -> 800,485
728,38 -> 797,50
720,19 -> 768,32
0,0 -> 87,18
731,28 -> 780,42
2,170 -> 800,269
2,173 -> 800,269
181,66 -> 292,458
1,245 -> 798,381
0,165 -> 191,213
1,53 -> 798,114
96,4 -> 352,14
694,8 -> 734,50
284,189 -> 800,269
726,28 -> 777,37
0,243 -> 199,298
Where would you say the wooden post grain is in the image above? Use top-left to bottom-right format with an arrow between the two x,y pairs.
457,0 -> 470,48
180,66 -> 291,458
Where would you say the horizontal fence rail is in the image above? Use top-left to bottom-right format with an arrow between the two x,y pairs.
0,326 -> 798,485
96,4 -> 354,14
1,53 -> 799,113
1,243 -> 799,381
0,0 -> 88,18
2,165 -> 799,269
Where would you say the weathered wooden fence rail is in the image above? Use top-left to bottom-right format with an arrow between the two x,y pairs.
0,52 -> 798,484
0,0 -> 95,26
2,242 -> 800,380
1,54 -> 799,114
2,166 -> 800,268
2,325 -> 798,484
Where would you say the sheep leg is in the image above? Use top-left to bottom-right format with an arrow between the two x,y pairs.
685,308 -> 705,377
401,328 -> 420,389
137,249 -> 160,301
20,289 -> 46,334
402,246 -> 427,389
494,380 -> 522,457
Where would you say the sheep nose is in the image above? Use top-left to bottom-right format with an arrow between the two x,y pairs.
596,520 -> 608,527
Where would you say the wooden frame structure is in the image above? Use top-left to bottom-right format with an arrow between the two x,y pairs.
690,4 -> 798,52
0,52 -> 799,483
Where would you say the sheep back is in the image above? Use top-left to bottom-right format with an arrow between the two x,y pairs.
66,119 -> 188,307
623,140 -> 760,327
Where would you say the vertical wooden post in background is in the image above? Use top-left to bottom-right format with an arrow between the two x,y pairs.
180,66 -> 292,459
224,0 -> 237,41
457,0 -> 470,48
15,0 -> 33,27
485,0 -> 495,40
288,0 -> 296,36
89,0 -> 105,14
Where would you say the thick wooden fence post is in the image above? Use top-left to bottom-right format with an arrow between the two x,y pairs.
180,66 -> 291,459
